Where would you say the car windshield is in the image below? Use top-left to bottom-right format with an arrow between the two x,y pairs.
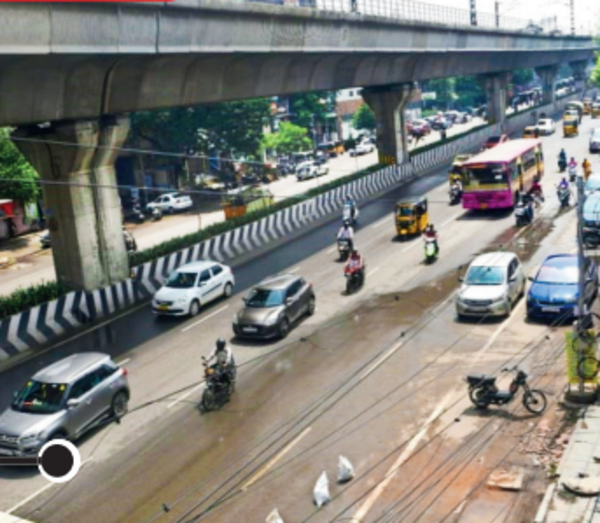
12,380 -> 67,414
465,266 -> 505,285
586,178 -> 600,191
487,136 -> 501,144
246,288 -> 285,308
165,271 -> 197,289
397,207 -> 414,217
536,264 -> 578,284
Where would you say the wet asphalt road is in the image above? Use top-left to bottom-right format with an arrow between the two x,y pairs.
0,111 -> 596,522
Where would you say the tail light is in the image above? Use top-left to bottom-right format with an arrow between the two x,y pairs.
122,368 -> 128,377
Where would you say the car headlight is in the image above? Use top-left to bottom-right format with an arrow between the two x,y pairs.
264,314 -> 280,326
175,297 -> 188,305
233,313 -> 239,325
18,432 -> 41,445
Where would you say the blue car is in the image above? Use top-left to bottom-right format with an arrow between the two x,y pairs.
527,254 -> 598,320
583,192 -> 600,247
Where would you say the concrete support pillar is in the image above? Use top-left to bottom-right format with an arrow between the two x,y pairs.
361,83 -> 414,165
535,65 -> 559,105
570,60 -> 588,93
13,117 -> 130,291
482,73 -> 509,126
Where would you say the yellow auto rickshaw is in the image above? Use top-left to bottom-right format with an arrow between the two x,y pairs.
591,102 -> 600,118
522,126 -> 538,139
395,197 -> 428,238
566,101 -> 584,122
563,114 -> 579,137
584,98 -> 593,115
448,154 -> 472,186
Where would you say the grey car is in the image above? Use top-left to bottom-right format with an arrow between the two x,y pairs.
233,274 -> 316,339
0,352 -> 129,458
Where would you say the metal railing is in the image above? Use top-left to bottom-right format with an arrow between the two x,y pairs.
246,0 -> 575,35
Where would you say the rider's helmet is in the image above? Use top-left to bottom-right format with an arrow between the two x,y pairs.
216,338 -> 226,351
351,249 -> 359,257
561,177 -> 567,184
343,220 -> 350,228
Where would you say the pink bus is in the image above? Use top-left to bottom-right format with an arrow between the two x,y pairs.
461,139 -> 544,210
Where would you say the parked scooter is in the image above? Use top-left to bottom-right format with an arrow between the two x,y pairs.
449,185 -> 462,205
466,366 -> 547,415
424,237 -> 438,264
150,207 -> 163,222
199,357 -> 236,412
557,185 -> 571,208
344,264 -> 365,295
122,228 -> 137,254
131,202 -> 146,224
514,195 -> 534,227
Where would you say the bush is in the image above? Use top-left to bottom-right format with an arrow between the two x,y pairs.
0,281 -> 70,321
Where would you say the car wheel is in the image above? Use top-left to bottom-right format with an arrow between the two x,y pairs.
278,317 -> 290,339
306,296 -> 316,316
189,299 -> 201,317
223,282 -> 233,298
168,206 -> 175,214
111,391 -> 129,419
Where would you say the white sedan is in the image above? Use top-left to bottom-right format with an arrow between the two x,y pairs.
147,192 -> 193,214
152,261 -> 235,316
350,143 -> 375,157
536,119 -> 556,136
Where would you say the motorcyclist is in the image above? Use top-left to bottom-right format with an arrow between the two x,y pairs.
559,149 -> 567,164
516,193 -> 534,223
450,178 -> 463,197
345,249 -> 365,279
337,220 -> 355,252
568,157 -> 578,171
558,177 -> 569,190
527,178 -> 544,206
422,224 -> 439,254
583,158 -> 592,181
206,338 -> 235,389
345,196 -> 357,220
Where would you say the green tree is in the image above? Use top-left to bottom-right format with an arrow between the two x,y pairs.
289,91 -> 337,129
261,122 -> 312,155
511,68 -> 534,88
426,78 -> 457,108
591,55 -> 600,88
454,76 -> 485,109
0,128 -> 39,202
352,104 -> 376,131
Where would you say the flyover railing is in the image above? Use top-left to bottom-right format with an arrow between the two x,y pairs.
247,0 -> 572,35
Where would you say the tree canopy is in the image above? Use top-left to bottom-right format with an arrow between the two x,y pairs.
511,68 -> 534,88
0,128 -> 39,203
352,104 -> 376,131
261,122 -> 313,155
289,92 -> 337,129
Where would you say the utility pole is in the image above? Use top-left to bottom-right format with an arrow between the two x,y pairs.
570,0 -> 575,35
575,172 -> 586,395
470,0 -> 477,26
494,1 -> 500,28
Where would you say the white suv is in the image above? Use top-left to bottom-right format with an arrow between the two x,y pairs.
147,193 -> 193,214
152,261 -> 235,316
456,252 -> 526,319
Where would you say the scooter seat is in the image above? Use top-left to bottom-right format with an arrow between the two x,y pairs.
466,374 -> 496,387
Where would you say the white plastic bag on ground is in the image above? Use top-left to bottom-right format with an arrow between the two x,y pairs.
338,455 -> 355,483
313,471 -> 331,507
266,508 -> 284,523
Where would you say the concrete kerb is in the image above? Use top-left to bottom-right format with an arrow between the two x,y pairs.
0,99 -> 579,366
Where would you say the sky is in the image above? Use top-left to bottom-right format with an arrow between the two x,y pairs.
425,0 -> 600,34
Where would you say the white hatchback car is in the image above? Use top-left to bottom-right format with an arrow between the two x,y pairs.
152,261 -> 235,316
147,193 -> 193,214
536,119 -> 555,135
456,252 -> 526,319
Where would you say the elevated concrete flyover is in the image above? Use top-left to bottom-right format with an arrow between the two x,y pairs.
0,0 -> 594,126
0,0 -> 594,293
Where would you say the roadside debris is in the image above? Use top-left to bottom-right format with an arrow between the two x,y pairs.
266,508 -> 284,523
337,455 -> 355,484
313,471 -> 331,507
562,475 -> 600,496
487,466 -> 525,491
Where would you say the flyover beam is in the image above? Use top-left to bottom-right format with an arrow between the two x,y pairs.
13,117 -> 130,291
362,83 -> 414,165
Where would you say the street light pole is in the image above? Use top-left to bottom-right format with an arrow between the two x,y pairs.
469,0 -> 477,26
494,1 -> 500,28
570,0 -> 575,35
575,172 -> 586,394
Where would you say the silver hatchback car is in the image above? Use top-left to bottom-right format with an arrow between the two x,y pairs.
0,352 -> 130,458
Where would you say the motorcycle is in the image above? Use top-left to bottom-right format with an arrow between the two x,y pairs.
466,366 -> 547,415
344,264 -> 365,295
200,357 -> 236,412
342,203 -> 359,225
337,238 -> 352,262
558,158 -> 567,172
150,207 -> 163,222
514,196 -> 533,227
449,185 -> 462,205
424,237 -> 438,264
557,185 -> 571,208
568,165 -> 577,182
131,203 -> 146,224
